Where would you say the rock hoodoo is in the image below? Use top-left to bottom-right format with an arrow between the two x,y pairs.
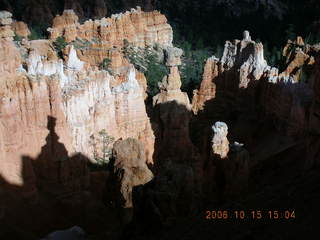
113,138 -> 153,208
153,46 -> 190,107
151,44 -> 197,166
211,122 -> 229,159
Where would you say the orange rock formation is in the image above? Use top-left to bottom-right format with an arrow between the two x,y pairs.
0,8 -> 172,200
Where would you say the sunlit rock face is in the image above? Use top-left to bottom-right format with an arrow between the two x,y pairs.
192,31 -> 271,116
220,31 -> 268,88
112,138 -> 153,208
11,21 -> 30,38
192,31 -> 313,136
211,122 -> 229,159
46,8 -> 173,73
191,32 -> 319,202
0,50 -> 154,193
0,11 -> 20,80
281,36 -> 316,82
0,8 -> 180,200
26,40 -> 64,77
62,65 -> 155,165
48,8 -> 173,47
0,75 -> 77,197
192,56 -> 219,114
153,47 -> 190,107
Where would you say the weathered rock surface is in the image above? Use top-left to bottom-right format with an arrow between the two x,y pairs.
0,9 -> 165,237
0,11 -> 14,38
0,42 -> 155,197
113,138 -> 153,208
0,11 -> 173,231
211,122 -> 229,159
0,12 -> 21,79
2,5 -> 320,238
48,8 -> 173,47
45,8 -> 173,73
152,44 -> 196,166
192,31 -> 313,137
190,32 -> 320,204
281,36 -> 315,82
11,21 -> 31,38
153,46 -> 190,107
192,56 -> 219,114
127,32 -> 203,230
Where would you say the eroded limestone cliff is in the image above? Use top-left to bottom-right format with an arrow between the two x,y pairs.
0,8 -> 176,235
0,8 -> 162,192
191,31 -> 319,175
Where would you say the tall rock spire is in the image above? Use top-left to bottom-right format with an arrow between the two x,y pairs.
153,46 -> 190,108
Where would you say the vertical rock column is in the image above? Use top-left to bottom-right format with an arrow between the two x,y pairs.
152,46 -> 196,165
0,11 -> 13,38
153,46 -> 190,106
136,46 -> 201,222
211,122 -> 249,199
192,56 -> 219,114
211,122 -> 230,159
0,11 -> 21,81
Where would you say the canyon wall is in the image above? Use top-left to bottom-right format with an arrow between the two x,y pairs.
192,32 -> 318,171
0,8 -> 180,236
192,32 -> 314,135
0,8 -> 177,201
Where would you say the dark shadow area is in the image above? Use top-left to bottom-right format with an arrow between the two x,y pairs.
138,41 -> 320,239
0,115 -> 122,239
150,101 -> 198,168
185,55 -> 319,239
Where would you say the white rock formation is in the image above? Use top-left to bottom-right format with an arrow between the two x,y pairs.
212,122 -> 230,159
67,45 -> 84,71
243,30 -> 251,41
112,67 -> 140,94
221,31 -> 268,88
